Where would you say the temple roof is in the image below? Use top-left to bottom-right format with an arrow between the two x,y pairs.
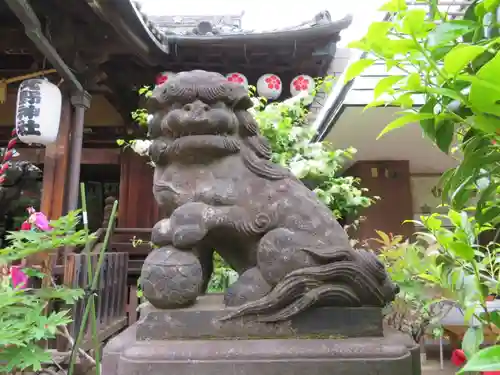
88,0 -> 352,62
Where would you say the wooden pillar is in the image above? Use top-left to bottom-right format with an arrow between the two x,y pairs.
40,95 -> 72,220
346,160 -> 415,248
118,150 -> 160,228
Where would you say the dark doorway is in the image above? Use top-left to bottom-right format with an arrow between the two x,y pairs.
79,164 -> 120,232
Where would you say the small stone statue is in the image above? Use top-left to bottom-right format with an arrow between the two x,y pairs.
141,70 -> 397,322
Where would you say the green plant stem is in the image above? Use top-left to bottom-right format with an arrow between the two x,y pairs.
80,182 -> 101,375
68,200 -> 118,375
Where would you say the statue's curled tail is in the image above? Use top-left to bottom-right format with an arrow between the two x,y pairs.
220,249 -> 397,322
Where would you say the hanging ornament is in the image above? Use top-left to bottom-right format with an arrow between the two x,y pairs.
256,74 -> 282,100
290,75 -> 315,105
15,79 -> 62,146
225,72 -> 249,90
290,75 -> 315,97
0,129 -> 17,185
156,71 -> 176,86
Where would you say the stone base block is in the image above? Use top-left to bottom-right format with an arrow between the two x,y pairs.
136,294 -> 383,339
103,325 -> 419,375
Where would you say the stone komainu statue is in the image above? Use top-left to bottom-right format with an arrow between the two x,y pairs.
141,70 -> 397,322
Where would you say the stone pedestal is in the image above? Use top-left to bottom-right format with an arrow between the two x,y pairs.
103,295 -> 420,375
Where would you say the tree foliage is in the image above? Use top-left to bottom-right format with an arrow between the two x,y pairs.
346,0 -> 499,228
347,0 -> 500,370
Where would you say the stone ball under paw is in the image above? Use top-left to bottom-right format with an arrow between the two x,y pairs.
140,246 -> 203,309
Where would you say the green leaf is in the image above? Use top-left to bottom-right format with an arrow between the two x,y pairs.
373,75 -> 406,99
405,73 -> 422,90
469,114 -> 500,134
377,112 -> 435,139
379,0 -> 407,12
462,326 -> 484,359
448,209 -> 462,227
425,86 -> 464,101
458,345 -> 500,373
392,93 -> 414,109
435,119 -> 455,153
484,0 -> 500,12
344,59 -> 375,83
425,215 -> 443,231
366,22 -> 393,40
419,99 -> 438,140
464,52 -> 500,115
347,39 -> 370,51
401,9 -> 428,35
490,311 -> 500,329
444,44 -> 486,76
427,20 -> 478,48
449,241 -> 475,260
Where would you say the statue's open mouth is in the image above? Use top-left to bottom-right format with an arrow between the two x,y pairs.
162,134 -> 241,158
169,131 -> 233,140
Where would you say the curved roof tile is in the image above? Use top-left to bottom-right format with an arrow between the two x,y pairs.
87,0 -> 352,63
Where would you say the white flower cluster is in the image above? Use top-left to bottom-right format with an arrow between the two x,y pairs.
130,139 -> 152,157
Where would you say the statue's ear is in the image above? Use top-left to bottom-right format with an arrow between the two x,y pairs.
146,96 -> 161,113
146,83 -> 169,112
225,82 -> 253,110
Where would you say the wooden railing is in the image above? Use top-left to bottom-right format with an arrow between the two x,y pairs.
55,251 -> 129,350
107,228 -> 153,325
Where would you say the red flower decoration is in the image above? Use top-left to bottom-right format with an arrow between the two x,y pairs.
264,75 -> 281,90
227,73 -> 245,84
293,76 -> 310,91
451,349 -> 466,367
451,349 -> 500,374
156,74 -> 168,85
20,221 -> 31,231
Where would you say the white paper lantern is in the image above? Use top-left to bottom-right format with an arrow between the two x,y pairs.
290,75 -> 316,105
290,75 -> 315,97
256,74 -> 282,100
156,71 -> 176,86
225,72 -> 249,90
15,79 -> 62,146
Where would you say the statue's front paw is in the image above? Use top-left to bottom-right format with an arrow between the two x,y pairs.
172,224 -> 208,249
170,202 -> 210,249
152,218 -> 173,246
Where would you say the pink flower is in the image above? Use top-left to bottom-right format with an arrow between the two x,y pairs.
27,207 -> 51,232
10,266 -> 28,289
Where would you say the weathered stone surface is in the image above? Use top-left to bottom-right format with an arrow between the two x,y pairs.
103,326 -> 417,375
136,295 -> 383,340
140,246 -> 203,309
142,69 -> 398,322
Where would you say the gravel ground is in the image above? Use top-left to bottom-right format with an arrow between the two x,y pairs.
422,359 -> 457,375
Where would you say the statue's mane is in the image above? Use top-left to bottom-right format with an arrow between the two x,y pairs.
148,70 -> 254,111
147,70 -> 291,181
235,110 -> 291,181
